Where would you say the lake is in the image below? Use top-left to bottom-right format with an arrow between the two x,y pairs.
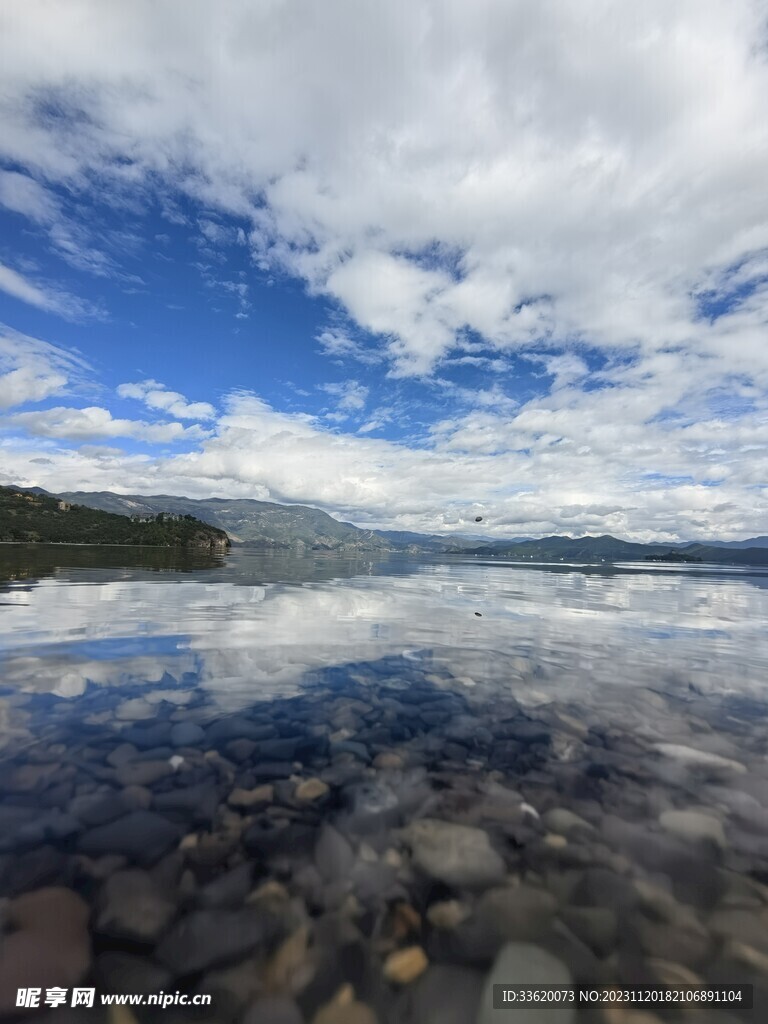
1,545 -> 767,1020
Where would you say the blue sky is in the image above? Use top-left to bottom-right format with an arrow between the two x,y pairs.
1,0 -> 768,541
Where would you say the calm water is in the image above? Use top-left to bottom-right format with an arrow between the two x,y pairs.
1,545 -> 768,1021
2,545 -> 768,712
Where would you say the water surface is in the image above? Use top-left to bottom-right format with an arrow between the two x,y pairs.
1,545 -> 767,1021
2,545 -> 767,711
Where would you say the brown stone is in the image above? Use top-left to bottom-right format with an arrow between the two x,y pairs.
313,990 -> 377,1024
8,762 -> 61,792
263,926 -> 312,994
426,899 -> 469,930
0,932 -> 90,1014
228,784 -> 274,808
373,752 -> 404,770
295,778 -> 330,802
383,946 -> 428,985
121,784 -> 153,809
9,886 -> 90,934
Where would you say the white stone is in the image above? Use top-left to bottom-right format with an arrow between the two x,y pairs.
477,943 -> 574,1024
659,810 -> 726,848
404,819 -> 505,888
653,743 -> 745,774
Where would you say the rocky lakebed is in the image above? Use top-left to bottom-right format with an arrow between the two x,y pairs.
1,654 -> 767,1023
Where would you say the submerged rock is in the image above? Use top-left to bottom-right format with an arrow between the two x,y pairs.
78,811 -> 182,865
383,946 -> 428,985
115,759 -> 172,787
96,869 -> 177,942
558,907 -> 616,957
229,784 -> 274,808
0,887 -> 91,1014
315,824 -> 355,883
198,863 -> 254,909
295,778 -> 330,803
477,942 -> 574,1024
658,809 -> 726,848
243,996 -> 305,1024
0,931 -> 91,1014
153,782 -> 219,823
96,952 -> 173,995
8,886 -> 90,934
170,722 -> 206,747
312,986 -> 378,1024
156,908 -> 283,974
206,717 -> 278,744
652,743 -> 745,775
403,819 -> 506,888
541,808 -> 594,835
404,964 -> 484,1024
122,722 -> 173,748
457,886 -> 557,959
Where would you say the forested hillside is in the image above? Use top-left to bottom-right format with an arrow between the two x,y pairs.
0,487 -> 229,549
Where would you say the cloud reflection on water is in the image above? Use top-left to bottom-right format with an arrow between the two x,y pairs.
2,550 -> 768,715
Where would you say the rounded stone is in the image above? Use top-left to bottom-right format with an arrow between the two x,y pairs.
403,819 -> 505,888
9,887 -> 90,934
228,785 -> 274,808
426,899 -> 469,930
0,932 -> 90,1014
658,809 -> 726,848
121,785 -> 153,810
243,997 -> 304,1024
373,752 -> 405,770
478,943 -> 574,1024
96,869 -> 177,942
383,946 -> 428,985
170,722 -> 205,747
542,808 -> 594,835
295,778 -> 330,803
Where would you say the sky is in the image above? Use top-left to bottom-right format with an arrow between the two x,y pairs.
1,0 -> 767,542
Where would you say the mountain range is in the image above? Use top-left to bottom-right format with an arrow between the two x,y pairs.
18,487 -> 768,564
53,490 -> 391,552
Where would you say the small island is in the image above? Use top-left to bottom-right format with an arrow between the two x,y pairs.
0,486 -> 229,550
643,551 -> 702,562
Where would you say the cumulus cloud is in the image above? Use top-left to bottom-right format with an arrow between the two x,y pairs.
9,379 -> 766,543
117,379 -> 216,420
7,405 -> 211,443
2,1 -> 768,539
3,0 -> 767,373
0,324 -> 88,409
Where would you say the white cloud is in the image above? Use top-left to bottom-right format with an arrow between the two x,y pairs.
0,170 -> 117,279
7,405 -> 210,442
0,261 -> 100,320
0,324 -> 88,409
0,169 -> 57,223
0,0 -> 766,374
8,378 -> 767,543
320,379 -> 369,414
1,2 -> 768,539
117,379 -> 216,420
316,328 -> 383,366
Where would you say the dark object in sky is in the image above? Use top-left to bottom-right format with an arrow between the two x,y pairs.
474,612 -> 482,616
475,516 -> 483,522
